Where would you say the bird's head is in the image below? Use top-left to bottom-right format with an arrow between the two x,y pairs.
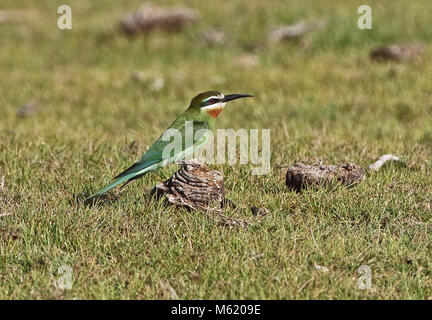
189,91 -> 253,118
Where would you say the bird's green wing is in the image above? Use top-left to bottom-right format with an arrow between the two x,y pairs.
114,118 -> 210,179
86,117 -> 210,201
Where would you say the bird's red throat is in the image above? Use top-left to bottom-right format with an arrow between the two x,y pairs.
205,107 -> 223,118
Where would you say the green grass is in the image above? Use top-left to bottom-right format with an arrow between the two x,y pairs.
1,0 -> 432,299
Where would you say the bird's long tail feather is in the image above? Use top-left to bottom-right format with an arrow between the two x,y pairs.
85,165 -> 154,202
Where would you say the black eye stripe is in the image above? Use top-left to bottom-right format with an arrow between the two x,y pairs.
201,98 -> 220,107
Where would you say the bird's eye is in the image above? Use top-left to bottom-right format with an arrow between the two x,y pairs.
201,98 -> 219,107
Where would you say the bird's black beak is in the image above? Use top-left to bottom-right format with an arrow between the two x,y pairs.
222,94 -> 254,103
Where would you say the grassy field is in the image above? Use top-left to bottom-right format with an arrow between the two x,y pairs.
1,0 -> 431,299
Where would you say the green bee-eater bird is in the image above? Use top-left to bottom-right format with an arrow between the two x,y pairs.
86,91 -> 253,201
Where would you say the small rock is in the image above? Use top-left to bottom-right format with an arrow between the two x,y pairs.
286,162 -> 366,192
269,20 -> 325,42
130,71 -> 146,82
120,3 -> 200,36
130,71 -> 164,91
370,43 -> 426,62
251,206 -> 268,217
234,54 -> 259,68
17,101 -> 39,117
200,29 -> 226,46
151,76 -> 165,91
314,264 -> 329,272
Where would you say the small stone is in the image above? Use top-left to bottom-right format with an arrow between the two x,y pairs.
200,29 -> 226,46
286,162 -> 366,192
234,54 -> 259,68
17,101 -> 39,117
314,264 -> 330,272
251,206 -> 268,217
130,71 -> 145,82
120,3 -> 200,36
151,76 -> 165,91
269,20 -> 325,42
130,72 -> 164,91
370,43 -> 426,62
